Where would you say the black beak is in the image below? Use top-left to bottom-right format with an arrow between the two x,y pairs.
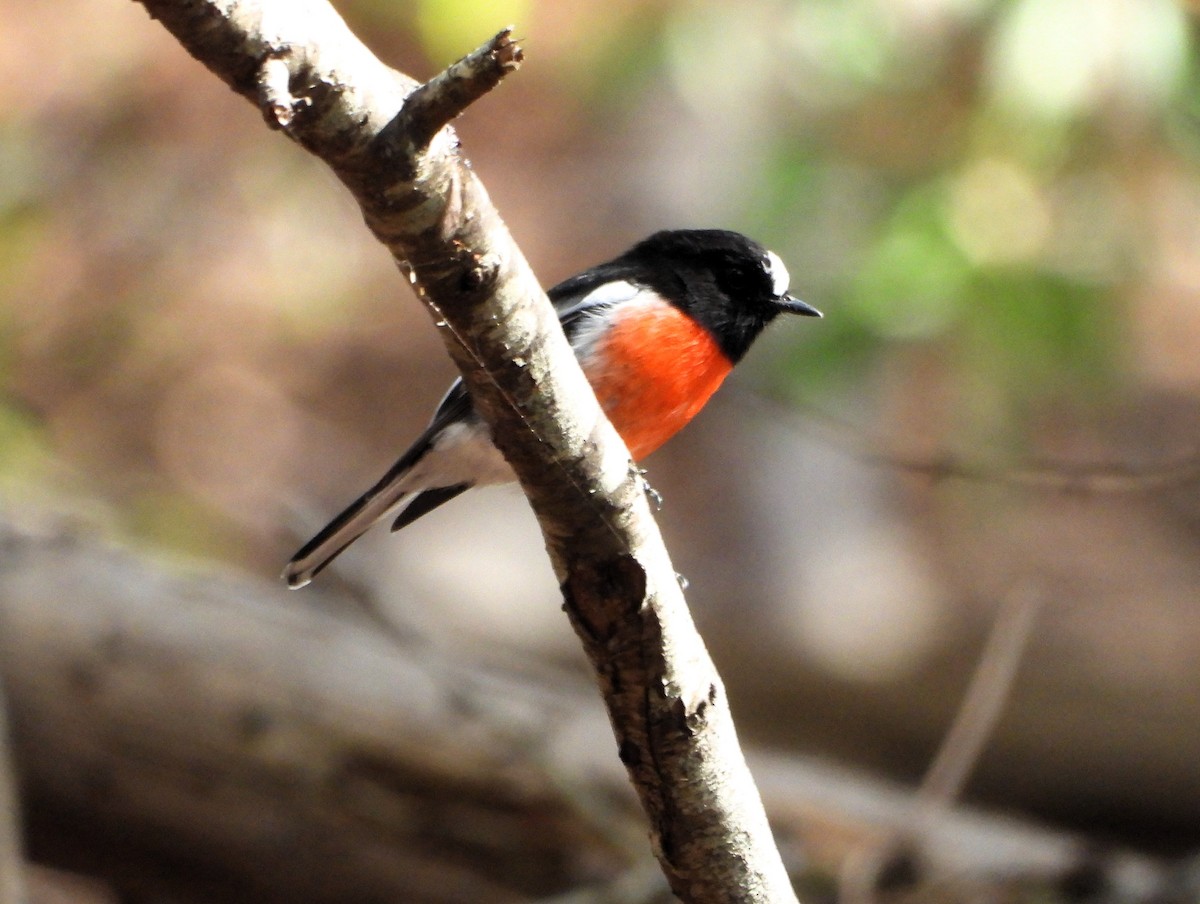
778,294 -> 822,317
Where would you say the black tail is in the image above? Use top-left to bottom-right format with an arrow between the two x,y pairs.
282,483 -> 409,588
391,484 -> 469,531
284,381 -> 479,588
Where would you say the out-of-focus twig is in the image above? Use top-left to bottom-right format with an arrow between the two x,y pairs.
914,583 -> 1043,811
839,582 -> 1043,904
729,387 -> 1200,494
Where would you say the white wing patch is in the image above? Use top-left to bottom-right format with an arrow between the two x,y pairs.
557,279 -> 643,321
765,250 -> 790,297
566,280 -> 664,358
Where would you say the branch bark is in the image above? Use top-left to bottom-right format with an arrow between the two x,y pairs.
133,1 -> 795,900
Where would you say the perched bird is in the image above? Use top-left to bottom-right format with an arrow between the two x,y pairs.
284,229 -> 821,588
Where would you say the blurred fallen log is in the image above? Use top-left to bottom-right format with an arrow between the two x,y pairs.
0,669 -> 25,904
25,864 -> 116,904
0,514 -> 641,902
0,515 -> 1175,903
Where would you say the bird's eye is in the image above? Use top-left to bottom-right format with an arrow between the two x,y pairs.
764,251 -> 790,297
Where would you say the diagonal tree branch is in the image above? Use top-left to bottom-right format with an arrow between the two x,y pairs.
133,1 -> 797,900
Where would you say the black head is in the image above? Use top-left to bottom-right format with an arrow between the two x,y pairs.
614,229 -> 821,362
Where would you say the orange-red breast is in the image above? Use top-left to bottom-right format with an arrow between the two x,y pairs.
284,229 -> 821,588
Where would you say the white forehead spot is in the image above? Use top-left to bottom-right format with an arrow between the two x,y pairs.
765,250 -> 790,297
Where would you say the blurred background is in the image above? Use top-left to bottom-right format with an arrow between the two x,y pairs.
3,0 -> 1200,864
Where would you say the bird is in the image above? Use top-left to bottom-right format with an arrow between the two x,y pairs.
283,229 -> 822,588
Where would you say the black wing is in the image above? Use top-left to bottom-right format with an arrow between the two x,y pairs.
548,263 -> 649,340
